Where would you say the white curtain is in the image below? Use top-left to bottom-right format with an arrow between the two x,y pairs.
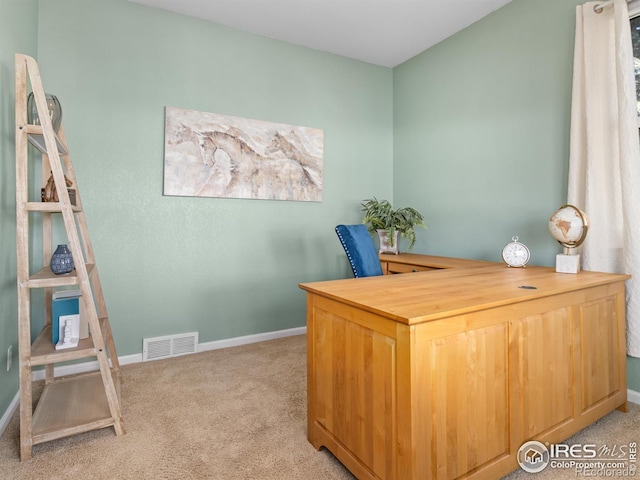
568,0 -> 640,357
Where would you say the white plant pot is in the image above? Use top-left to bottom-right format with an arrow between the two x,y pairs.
377,229 -> 399,255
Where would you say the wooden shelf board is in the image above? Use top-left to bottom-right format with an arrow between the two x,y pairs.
27,264 -> 95,288
24,125 -> 69,155
30,325 -> 98,366
31,372 -> 120,444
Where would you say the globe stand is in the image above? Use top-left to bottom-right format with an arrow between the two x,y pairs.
556,249 -> 581,274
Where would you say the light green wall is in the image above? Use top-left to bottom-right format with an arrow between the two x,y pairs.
392,0 -> 640,391
33,0 -> 393,356
393,0 -> 580,263
0,0 -> 38,422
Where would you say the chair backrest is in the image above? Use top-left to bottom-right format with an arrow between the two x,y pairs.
335,224 -> 383,278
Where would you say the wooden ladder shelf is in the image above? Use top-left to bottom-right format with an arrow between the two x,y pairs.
14,53 -> 125,461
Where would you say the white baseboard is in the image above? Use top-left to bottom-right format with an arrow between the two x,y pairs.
628,388 -> 640,405
0,391 -> 20,439
198,326 -> 306,352
0,326 -> 307,438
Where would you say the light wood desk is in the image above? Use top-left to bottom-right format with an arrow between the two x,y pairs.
378,253 -> 495,274
300,256 -> 629,480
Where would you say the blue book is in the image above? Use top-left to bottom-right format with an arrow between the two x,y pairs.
52,290 -> 84,344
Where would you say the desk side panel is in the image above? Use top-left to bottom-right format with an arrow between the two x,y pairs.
512,283 -> 627,444
413,282 -> 627,480
307,294 -> 398,480
579,294 -> 623,411
414,312 -> 511,479
518,307 -> 574,440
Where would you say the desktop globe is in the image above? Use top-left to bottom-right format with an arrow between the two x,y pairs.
548,205 -> 589,250
548,204 -> 589,273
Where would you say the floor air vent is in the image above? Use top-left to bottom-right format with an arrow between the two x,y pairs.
143,332 -> 198,361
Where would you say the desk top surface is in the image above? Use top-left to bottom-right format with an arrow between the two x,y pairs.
299,258 -> 630,325
378,253 -> 494,269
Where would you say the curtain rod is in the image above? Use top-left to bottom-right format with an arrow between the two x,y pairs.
593,0 -> 632,14
593,1 -> 612,13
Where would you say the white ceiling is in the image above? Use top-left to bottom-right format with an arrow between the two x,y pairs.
129,0 -> 513,68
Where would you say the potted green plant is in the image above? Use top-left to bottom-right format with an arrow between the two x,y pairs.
361,197 -> 426,254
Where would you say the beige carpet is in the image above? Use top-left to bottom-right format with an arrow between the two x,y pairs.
0,334 -> 637,480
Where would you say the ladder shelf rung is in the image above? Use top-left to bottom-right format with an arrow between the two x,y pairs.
25,201 -> 82,213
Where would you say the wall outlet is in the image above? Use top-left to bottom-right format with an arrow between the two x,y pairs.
7,345 -> 12,372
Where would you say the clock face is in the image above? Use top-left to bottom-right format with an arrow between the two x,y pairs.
502,238 -> 530,267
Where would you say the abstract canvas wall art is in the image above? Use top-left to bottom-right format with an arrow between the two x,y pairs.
163,107 -> 324,202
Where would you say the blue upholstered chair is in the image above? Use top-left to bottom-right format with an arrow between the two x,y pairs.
335,224 -> 383,278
